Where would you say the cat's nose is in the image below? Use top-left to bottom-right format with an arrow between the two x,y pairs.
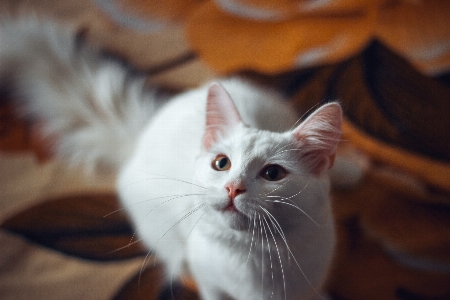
225,182 -> 246,199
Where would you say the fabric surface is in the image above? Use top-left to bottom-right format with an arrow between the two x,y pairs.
93,0 -> 450,74
102,0 -> 450,75
0,0 -> 449,299
1,97 -> 449,300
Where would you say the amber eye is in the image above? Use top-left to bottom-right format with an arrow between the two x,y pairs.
212,155 -> 231,171
260,165 -> 287,181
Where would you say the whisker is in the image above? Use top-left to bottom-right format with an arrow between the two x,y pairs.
128,230 -> 138,244
139,248 -> 157,288
103,194 -> 204,218
138,202 -> 206,286
261,207 -> 322,299
260,214 -> 275,299
185,211 -> 206,239
262,179 -> 310,206
288,102 -> 322,132
258,214 -> 265,299
235,211 -> 257,294
281,180 -> 310,200
133,169 -> 207,189
150,202 -> 206,236
263,199 -> 320,227
260,207 -> 287,242
246,213 -> 257,265
271,105 -> 318,151
262,214 -> 287,300
259,179 -> 291,196
143,194 -> 206,218
157,203 -> 206,242
108,236 -> 145,254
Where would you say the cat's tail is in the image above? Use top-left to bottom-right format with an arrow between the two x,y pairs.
0,15 -> 159,171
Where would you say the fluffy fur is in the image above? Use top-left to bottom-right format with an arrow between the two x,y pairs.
0,16 -> 343,300
0,16 -> 159,170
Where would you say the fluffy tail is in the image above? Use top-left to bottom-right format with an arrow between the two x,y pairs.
0,16 -> 159,170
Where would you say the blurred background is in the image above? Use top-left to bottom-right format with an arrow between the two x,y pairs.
0,0 -> 449,299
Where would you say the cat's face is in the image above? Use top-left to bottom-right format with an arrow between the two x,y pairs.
194,83 -> 342,232
195,126 -> 312,231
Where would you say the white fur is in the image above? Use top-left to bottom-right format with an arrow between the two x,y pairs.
118,81 -> 338,299
1,16 -> 341,300
0,16 -> 159,170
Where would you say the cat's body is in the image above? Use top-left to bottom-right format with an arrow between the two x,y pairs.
119,81 -> 337,299
0,16 -> 341,300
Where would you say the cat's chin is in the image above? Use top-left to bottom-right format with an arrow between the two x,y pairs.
219,209 -> 251,231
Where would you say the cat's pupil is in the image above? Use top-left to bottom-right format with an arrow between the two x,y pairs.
261,165 -> 286,181
266,167 -> 279,180
218,157 -> 228,169
212,155 -> 231,171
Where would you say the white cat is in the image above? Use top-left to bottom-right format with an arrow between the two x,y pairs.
0,16 -> 342,300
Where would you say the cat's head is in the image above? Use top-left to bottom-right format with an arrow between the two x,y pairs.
194,83 -> 342,231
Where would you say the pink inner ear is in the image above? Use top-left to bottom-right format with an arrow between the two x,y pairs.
292,102 -> 342,176
203,83 -> 243,149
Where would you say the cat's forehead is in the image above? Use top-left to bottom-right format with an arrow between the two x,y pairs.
219,127 -> 292,161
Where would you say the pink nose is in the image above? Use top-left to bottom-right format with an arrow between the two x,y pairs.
225,182 -> 246,199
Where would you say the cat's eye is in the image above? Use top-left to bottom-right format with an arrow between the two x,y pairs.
212,155 -> 231,171
260,165 -> 287,181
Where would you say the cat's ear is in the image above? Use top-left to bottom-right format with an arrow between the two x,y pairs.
292,102 -> 342,176
203,82 -> 243,149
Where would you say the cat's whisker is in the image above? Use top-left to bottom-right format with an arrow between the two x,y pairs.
260,214 -> 275,299
103,194 -> 203,218
124,177 -> 207,189
143,194 -> 206,218
259,179 -> 291,196
260,207 -> 287,242
271,104 -> 317,151
284,180 -> 310,200
137,202 -> 206,269
129,230 -> 138,244
263,199 -> 320,227
133,169 -> 207,189
156,203 -> 206,243
261,206 -> 322,299
288,102 -> 323,132
153,204 -> 204,270
262,214 -> 287,300
258,214 -> 265,299
246,212 -> 253,236
234,211 -> 258,294
185,211 -> 206,239
138,248 -> 157,289
108,236 -> 146,254
262,179 -> 309,205
137,203 -> 207,286
151,202 -> 206,236
251,214 -> 260,300
103,207 -> 128,218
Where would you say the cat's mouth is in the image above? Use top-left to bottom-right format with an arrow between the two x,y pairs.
214,199 -> 252,230
222,201 -> 239,213
210,196 -> 250,220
